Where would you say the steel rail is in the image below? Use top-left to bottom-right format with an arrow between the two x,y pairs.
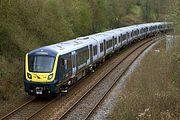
58,37 -> 159,120
83,39 -> 161,120
0,98 -> 36,120
0,97 -> 58,120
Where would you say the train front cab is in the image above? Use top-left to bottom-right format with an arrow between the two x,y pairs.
24,51 -> 61,96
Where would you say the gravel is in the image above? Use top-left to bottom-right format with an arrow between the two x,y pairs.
89,41 -> 158,120
29,40 -> 151,120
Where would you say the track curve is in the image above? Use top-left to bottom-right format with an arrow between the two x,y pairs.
57,38 -> 160,120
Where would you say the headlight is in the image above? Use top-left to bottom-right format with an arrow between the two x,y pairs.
27,73 -> 32,79
48,74 -> 53,80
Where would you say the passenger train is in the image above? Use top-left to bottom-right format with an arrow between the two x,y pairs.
24,22 -> 173,96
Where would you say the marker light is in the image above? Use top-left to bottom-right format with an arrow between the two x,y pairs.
27,73 -> 32,79
48,74 -> 53,80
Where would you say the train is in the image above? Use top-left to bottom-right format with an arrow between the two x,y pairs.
24,22 -> 173,96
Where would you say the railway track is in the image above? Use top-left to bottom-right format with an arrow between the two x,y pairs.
0,96 -> 58,120
57,38 -> 159,120
0,37 -> 163,120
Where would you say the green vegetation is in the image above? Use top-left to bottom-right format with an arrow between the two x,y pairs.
107,38 -> 180,120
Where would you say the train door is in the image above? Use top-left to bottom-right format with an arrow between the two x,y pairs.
126,32 -> 129,44
71,51 -> 77,76
114,37 -> 117,49
118,36 -> 121,48
103,40 -> 106,56
120,34 -> 123,47
60,53 -> 72,80
90,45 -> 93,63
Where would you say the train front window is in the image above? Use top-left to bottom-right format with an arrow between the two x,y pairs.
28,56 -> 55,73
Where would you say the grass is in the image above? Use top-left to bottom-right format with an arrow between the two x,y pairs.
107,37 -> 180,120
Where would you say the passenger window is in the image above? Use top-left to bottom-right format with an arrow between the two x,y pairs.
122,34 -> 126,41
77,53 -> 80,65
67,59 -> 72,70
86,50 -> 88,59
100,43 -> 103,52
115,37 -> 117,44
93,46 -> 97,55
110,40 -> 112,47
80,52 -> 83,64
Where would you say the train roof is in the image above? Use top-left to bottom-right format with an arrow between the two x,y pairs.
28,22 -> 169,56
29,38 -> 96,56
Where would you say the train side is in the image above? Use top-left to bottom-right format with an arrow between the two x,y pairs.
24,22 -> 173,96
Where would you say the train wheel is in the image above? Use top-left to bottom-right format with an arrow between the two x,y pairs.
67,78 -> 75,86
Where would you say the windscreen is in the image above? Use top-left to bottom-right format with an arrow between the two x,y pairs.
28,56 -> 55,73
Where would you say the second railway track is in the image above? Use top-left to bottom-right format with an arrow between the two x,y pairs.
57,38 -> 158,120
0,97 -> 58,120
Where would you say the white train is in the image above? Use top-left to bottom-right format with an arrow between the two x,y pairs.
24,22 -> 173,96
